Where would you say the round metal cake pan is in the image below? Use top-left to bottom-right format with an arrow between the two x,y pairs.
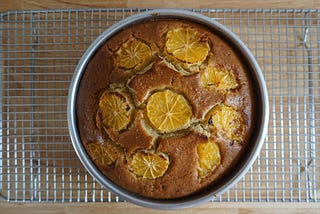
68,9 -> 269,209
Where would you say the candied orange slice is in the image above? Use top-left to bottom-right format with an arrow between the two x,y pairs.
205,104 -> 243,140
146,90 -> 192,132
197,140 -> 221,178
115,38 -> 152,69
165,27 -> 210,64
86,142 -> 118,166
98,90 -> 133,131
201,66 -> 238,90
129,150 -> 169,179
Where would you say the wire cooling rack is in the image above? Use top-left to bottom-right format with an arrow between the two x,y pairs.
0,8 -> 319,203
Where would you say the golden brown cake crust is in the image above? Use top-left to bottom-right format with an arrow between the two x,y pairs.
76,19 -> 256,199
128,58 -> 224,119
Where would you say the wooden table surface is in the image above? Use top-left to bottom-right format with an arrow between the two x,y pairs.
1,0 -> 320,213
0,0 -> 319,12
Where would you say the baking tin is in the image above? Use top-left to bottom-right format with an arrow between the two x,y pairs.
67,9 -> 269,209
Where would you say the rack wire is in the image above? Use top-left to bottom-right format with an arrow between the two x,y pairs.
0,8 -> 319,203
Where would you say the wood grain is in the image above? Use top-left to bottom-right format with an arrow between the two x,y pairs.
1,202 -> 320,214
0,0 -> 319,13
127,0 -> 318,9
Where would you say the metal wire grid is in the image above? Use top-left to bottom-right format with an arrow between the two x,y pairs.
0,8 -> 319,203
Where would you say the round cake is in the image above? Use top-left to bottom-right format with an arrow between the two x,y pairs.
76,19 -> 256,199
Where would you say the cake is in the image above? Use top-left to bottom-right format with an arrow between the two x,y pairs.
76,19 -> 256,199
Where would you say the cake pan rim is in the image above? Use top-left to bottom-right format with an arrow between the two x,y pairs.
67,9 -> 269,210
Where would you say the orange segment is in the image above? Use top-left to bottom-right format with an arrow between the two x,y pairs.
166,27 -> 210,64
146,90 -> 192,132
129,150 -> 169,179
205,104 -> 243,141
98,90 -> 133,131
197,140 -> 221,178
201,66 -> 238,90
115,38 -> 152,69
86,142 -> 118,166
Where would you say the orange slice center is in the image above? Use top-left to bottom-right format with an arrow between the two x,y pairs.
146,90 -> 192,132
166,27 -> 210,64
129,150 -> 169,179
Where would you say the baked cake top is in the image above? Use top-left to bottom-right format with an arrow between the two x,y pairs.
76,18 -> 255,199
